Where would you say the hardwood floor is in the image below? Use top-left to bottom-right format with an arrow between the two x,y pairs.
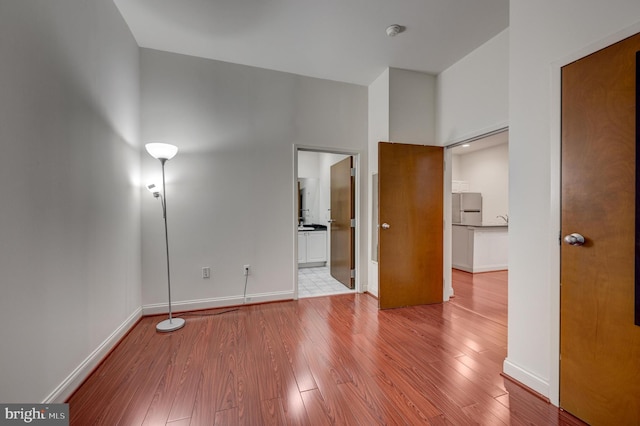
449,269 -> 508,326
68,270 -> 585,425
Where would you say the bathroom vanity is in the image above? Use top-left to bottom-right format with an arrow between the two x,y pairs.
298,225 -> 327,267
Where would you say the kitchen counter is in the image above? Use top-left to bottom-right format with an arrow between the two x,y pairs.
453,223 -> 508,228
298,224 -> 327,231
452,224 -> 508,273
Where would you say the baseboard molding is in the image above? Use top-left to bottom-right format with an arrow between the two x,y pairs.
444,285 -> 455,300
47,292 -> 295,403
364,291 -> 378,300
453,264 -> 508,273
501,372 -> 551,404
44,307 -> 142,403
503,358 -> 550,398
142,291 -> 295,316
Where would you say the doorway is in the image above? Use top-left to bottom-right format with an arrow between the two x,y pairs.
448,130 -> 509,275
296,149 -> 358,298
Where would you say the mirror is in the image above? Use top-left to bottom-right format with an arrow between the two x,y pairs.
298,177 -> 319,224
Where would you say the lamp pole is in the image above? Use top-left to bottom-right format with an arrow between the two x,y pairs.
160,158 -> 176,326
145,143 -> 185,332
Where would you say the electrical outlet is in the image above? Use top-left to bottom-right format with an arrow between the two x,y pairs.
202,267 -> 211,279
243,264 -> 250,276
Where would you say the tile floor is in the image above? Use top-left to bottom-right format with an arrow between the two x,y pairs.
298,266 -> 355,298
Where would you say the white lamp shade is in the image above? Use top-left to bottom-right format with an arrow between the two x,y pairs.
145,143 -> 178,161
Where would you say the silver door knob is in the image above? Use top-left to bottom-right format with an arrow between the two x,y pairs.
381,223 -> 390,230
564,233 -> 585,246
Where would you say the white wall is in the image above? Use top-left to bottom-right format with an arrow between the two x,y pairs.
298,151 -> 349,263
508,1 -> 640,404
298,151 -> 348,227
298,151 -> 321,179
389,68 -> 437,144
436,29 -> 509,303
367,68 -> 438,297
437,29 -> 509,145
298,151 -> 322,224
140,49 -> 367,310
451,155 -> 463,181
367,70 -> 389,297
453,143 -> 509,224
0,0 -> 141,402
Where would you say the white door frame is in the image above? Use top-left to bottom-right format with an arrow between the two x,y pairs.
547,21 -> 640,406
293,145 -> 362,299
442,126 -> 509,301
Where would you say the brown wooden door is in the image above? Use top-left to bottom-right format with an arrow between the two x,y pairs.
330,156 -> 355,288
560,32 -> 640,425
378,142 -> 443,309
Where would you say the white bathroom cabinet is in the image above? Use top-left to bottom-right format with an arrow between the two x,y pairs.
298,230 -> 327,266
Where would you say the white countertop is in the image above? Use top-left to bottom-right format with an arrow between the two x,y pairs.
453,223 -> 508,228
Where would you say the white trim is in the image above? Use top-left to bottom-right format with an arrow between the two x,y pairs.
503,358 -> 550,397
142,291 -> 295,316
442,122 -> 509,147
443,148 -> 453,301
548,54 -> 563,408
243,291 -> 295,305
293,144 -> 300,300
547,21 -> 640,406
452,265 -> 508,274
442,126 -> 509,302
43,307 -> 143,403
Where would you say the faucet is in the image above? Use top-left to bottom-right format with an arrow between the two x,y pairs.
497,215 -> 509,224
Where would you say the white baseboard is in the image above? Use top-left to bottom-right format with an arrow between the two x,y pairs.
46,292 -> 295,403
444,286 -> 455,301
452,264 -> 508,273
503,358 -> 550,398
473,264 -> 508,273
43,307 -> 142,403
142,291 -> 295,316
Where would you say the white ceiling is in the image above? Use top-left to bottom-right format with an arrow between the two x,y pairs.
113,0 -> 509,86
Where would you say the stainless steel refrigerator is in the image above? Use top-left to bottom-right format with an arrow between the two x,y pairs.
452,192 -> 482,225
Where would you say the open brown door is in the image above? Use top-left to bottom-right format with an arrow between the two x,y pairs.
330,156 -> 355,288
560,32 -> 640,424
378,142 -> 443,309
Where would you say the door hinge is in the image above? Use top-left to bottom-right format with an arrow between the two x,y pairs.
350,167 -> 356,177
351,218 -> 356,228
350,269 -> 355,279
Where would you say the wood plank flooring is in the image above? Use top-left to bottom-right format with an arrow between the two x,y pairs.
449,269 -> 508,326
68,270 -> 585,425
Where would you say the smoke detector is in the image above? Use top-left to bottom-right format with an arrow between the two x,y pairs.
386,24 -> 405,37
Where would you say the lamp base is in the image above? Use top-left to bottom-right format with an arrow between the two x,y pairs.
156,317 -> 185,332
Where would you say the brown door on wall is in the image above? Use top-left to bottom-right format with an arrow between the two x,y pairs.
378,142 -> 443,309
330,156 -> 355,288
560,32 -> 640,425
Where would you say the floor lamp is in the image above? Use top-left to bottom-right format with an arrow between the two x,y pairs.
145,143 -> 185,332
